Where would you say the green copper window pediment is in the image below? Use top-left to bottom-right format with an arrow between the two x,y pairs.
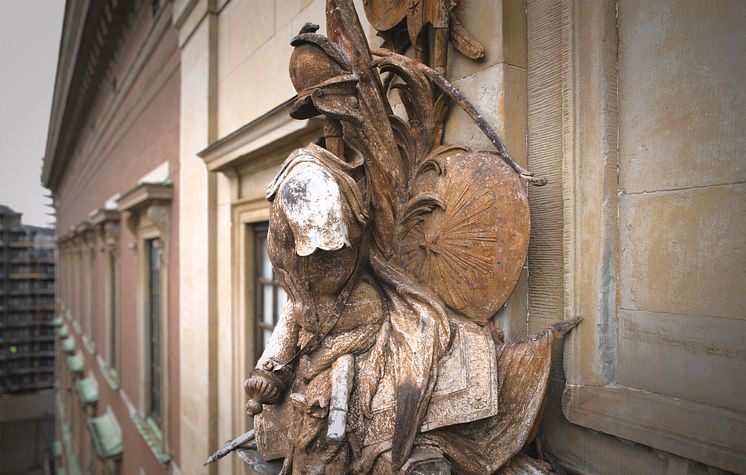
87,412 -> 123,459
75,376 -> 99,404
61,336 -> 75,353
102,365 -> 120,391
131,413 -> 170,463
66,353 -> 84,374
58,325 -> 69,338
56,392 -> 66,425
53,439 -> 62,458
52,316 -> 63,327
67,454 -> 82,475
83,335 -> 96,355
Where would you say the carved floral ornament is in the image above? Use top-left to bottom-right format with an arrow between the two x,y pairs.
208,1 -> 580,473
57,210 -> 119,255
89,208 -> 120,253
117,182 -> 172,254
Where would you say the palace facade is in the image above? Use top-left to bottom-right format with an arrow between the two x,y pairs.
43,1 -> 745,474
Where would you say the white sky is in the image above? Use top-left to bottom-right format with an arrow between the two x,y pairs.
0,2 -> 65,228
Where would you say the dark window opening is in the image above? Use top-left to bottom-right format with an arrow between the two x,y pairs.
253,225 -> 287,364
146,239 -> 162,425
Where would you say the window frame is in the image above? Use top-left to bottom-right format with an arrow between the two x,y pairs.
118,181 -> 172,456
145,237 -> 163,425
252,224 -> 286,363
107,250 -> 118,371
231,201 -> 271,441
135,224 -> 165,431
197,101 -> 323,475
86,234 -> 97,352
90,208 -> 121,387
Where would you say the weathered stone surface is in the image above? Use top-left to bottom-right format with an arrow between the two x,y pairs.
617,309 -> 746,412
216,0 -> 371,137
276,0 -> 306,32
618,0 -> 746,194
448,0 -> 527,80
619,183 -> 746,319
217,0 -> 276,81
178,12 -> 215,473
218,22 -> 295,137
444,62 -> 527,165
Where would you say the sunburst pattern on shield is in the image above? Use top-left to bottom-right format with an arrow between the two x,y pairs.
398,150 -> 530,324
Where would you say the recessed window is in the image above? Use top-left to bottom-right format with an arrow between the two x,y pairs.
108,251 -> 118,370
89,246 -> 96,345
151,0 -> 163,16
146,239 -> 162,425
253,225 -> 287,363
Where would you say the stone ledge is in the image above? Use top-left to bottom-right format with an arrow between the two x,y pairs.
562,384 -> 746,474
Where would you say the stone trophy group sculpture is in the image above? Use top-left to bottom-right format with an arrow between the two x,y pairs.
207,1 -> 580,473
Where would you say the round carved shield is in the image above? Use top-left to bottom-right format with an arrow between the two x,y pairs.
363,0 -> 410,32
397,151 -> 530,324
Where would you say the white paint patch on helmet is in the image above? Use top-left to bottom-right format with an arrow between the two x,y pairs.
280,162 -> 350,256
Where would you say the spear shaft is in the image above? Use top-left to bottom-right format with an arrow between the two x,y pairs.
203,429 -> 256,466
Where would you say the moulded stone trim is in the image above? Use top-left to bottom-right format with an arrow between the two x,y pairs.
563,385 -> 746,474
198,97 -> 322,173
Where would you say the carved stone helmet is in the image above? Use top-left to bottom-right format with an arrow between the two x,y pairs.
288,23 -> 358,120
266,144 -> 368,304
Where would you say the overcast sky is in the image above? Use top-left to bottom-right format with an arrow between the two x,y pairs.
0,2 -> 65,228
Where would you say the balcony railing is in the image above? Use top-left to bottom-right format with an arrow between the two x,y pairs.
0,366 -> 55,376
0,379 -> 55,394
7,287 -> 55,295
0,350 -> 55,360
0,334 -> 56,344
0,319 -> 56,328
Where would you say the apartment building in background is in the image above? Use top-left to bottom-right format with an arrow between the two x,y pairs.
0,204 -> 56,475
0,204 -> 56,395
43,1 -> 745,474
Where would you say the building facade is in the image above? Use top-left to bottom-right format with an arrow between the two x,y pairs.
44,1 -> 745,474
0,205 -> 56,475
44,0 -> 180,473
0,204 -> 56,395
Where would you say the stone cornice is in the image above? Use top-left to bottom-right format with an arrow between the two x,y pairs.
197,97 -> 322,173
43,1 -> 171,192
74,221 -> 92,236
117,183 -> 173,215
58,208 -> 122,247
88,208 -> 120,227
43,0 -> 91,190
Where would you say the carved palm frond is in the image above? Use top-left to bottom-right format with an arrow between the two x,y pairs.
432,92 -> 451,145
398,192 -> 445,238
413,144 -> 470,179
377,55 -> 443,185
415,157 -> 445,178
428,143 -> 470,160
389,114 -> 416,174
326,0 -> 406,257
